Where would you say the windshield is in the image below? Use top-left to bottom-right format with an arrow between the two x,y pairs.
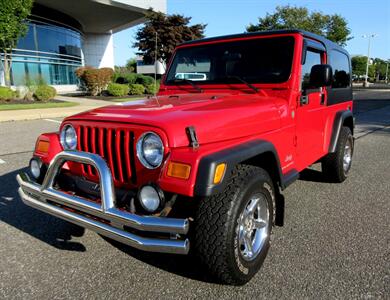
165,36 -> 295,85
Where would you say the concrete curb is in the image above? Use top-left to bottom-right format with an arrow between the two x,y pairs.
0,106 -> 95,122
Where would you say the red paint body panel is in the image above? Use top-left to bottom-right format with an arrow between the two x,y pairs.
32,32 -> 353,197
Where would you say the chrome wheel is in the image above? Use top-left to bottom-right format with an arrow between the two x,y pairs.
343,138 -> 352,173
237,193 -> 269,261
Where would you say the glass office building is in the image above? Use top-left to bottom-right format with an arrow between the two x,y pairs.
8,5 -> 83,86
0,1 -> 166,90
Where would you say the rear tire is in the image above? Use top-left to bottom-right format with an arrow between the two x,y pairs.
193,165 -> 275,285
322,126 -> 354,182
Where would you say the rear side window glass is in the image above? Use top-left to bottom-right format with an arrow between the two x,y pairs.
330,50 -> 351,88
301,50 -> 321,89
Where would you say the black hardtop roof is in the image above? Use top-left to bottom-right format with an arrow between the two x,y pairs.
180,29 -> 348,55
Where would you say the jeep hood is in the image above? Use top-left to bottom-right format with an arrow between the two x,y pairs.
66,93 -> 283,147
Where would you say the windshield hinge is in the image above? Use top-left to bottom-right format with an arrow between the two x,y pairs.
186,126 -> 199,149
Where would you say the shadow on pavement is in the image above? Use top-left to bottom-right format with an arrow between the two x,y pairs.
0,167 -> 86,252
0,168 -> 217,283
298,168 -> 330,183
101,236 -> 219,284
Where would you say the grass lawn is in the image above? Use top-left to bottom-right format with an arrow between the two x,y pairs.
0,101 -> 78,111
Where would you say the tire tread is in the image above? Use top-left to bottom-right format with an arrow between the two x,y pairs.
194,164 -> 272,285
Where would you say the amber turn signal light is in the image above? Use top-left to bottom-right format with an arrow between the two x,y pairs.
37,140 -> 50,153
213,163 -> 226,184
167,162 -> 191,180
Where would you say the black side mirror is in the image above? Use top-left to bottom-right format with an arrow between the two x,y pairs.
310,64 -> 332,87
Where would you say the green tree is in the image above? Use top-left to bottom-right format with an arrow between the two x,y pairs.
0,0 -> 33,86
134,9 -> 206,64
114,58 -> 137,74
247,5 -> 351,46
373,58 -> 388,80
126,58 -> 137,73
351,56 -> 375,79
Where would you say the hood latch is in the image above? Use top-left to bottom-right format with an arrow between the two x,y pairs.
186,126 -> 199,149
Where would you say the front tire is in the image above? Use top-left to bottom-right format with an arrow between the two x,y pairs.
322,126 -> 354,182
193,165 -> 275,285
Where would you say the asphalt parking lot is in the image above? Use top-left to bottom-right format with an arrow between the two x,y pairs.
0,90 -> 389,299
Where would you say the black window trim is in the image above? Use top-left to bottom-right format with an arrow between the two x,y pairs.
164,35 -> 296,86
329,49 -> 352,89
301,43 -> 324,92
326,49 -> 353,105
301,38 -> 326,64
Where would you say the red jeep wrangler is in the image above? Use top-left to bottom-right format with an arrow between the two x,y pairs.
17,30 -> 354,285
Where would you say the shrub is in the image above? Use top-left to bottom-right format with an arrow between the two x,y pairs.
128,84 -> 145,95
113,73 -> 155,87
135,74 -> 154,86
75,66 -> 93,89
22,75 -> 48,100
34,85 -> 57,102
0,86 -> 16,101
99,68 -> 115,82
75,66 -> 93,78
75,67 -> 114,96
145,82 -> 160,95
107,83 -> 129,97
114,73 -> 137,84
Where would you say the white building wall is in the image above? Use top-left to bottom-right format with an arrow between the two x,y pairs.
115,0 -> 166,13
83,33 -> 115,68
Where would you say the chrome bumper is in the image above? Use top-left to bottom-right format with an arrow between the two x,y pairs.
16,151 -> 189,255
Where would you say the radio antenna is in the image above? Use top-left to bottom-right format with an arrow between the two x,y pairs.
154,31 -> 158,96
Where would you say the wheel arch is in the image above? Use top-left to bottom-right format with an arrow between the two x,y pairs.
329,110 -> 354,153
193,140 -> 296,197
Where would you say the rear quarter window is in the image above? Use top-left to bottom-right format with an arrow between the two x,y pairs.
330,50 -> 351,88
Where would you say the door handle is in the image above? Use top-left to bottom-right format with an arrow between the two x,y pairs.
300,95 -> 309,105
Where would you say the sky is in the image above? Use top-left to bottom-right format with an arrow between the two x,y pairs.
113,0 -> 390,66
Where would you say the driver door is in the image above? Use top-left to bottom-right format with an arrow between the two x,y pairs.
295,46 -> 327,166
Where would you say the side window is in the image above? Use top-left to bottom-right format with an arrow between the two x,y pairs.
301,49 -> 322,89
330,50 -> 350,88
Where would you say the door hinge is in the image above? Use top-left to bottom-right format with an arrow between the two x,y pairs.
293,135 -> 297,146
320,93 -> 326,105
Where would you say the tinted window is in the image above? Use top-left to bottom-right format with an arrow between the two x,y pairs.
35,24 -> 82,57
17,24 -> 36,51
330,50 -> 350,88
166,37 -> 295,84
301,49 -> 321,89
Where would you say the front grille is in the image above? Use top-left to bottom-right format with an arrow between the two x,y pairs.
77,126 -> 137,185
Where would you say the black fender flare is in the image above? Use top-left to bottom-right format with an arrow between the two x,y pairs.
193,140 -> 288,197
328,110 -> 354,153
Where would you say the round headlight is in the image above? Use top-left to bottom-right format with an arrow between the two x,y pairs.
136,132 -> 164,169
60,124 -> 77,150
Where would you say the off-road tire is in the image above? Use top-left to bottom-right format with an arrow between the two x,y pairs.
322,126 -> 354,182
193,165 -> 275,285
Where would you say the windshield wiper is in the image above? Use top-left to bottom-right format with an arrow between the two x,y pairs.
226,75 -> 259,93
171,79 -> 203,93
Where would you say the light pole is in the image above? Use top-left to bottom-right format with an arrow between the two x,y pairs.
385,61 -> 389,84
362,34 -> 377,87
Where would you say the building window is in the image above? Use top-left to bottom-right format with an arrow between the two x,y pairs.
6,20 -> 83,86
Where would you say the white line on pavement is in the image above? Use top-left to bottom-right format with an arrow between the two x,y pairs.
0,159 -> 6,164
44,119 -> 62,124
